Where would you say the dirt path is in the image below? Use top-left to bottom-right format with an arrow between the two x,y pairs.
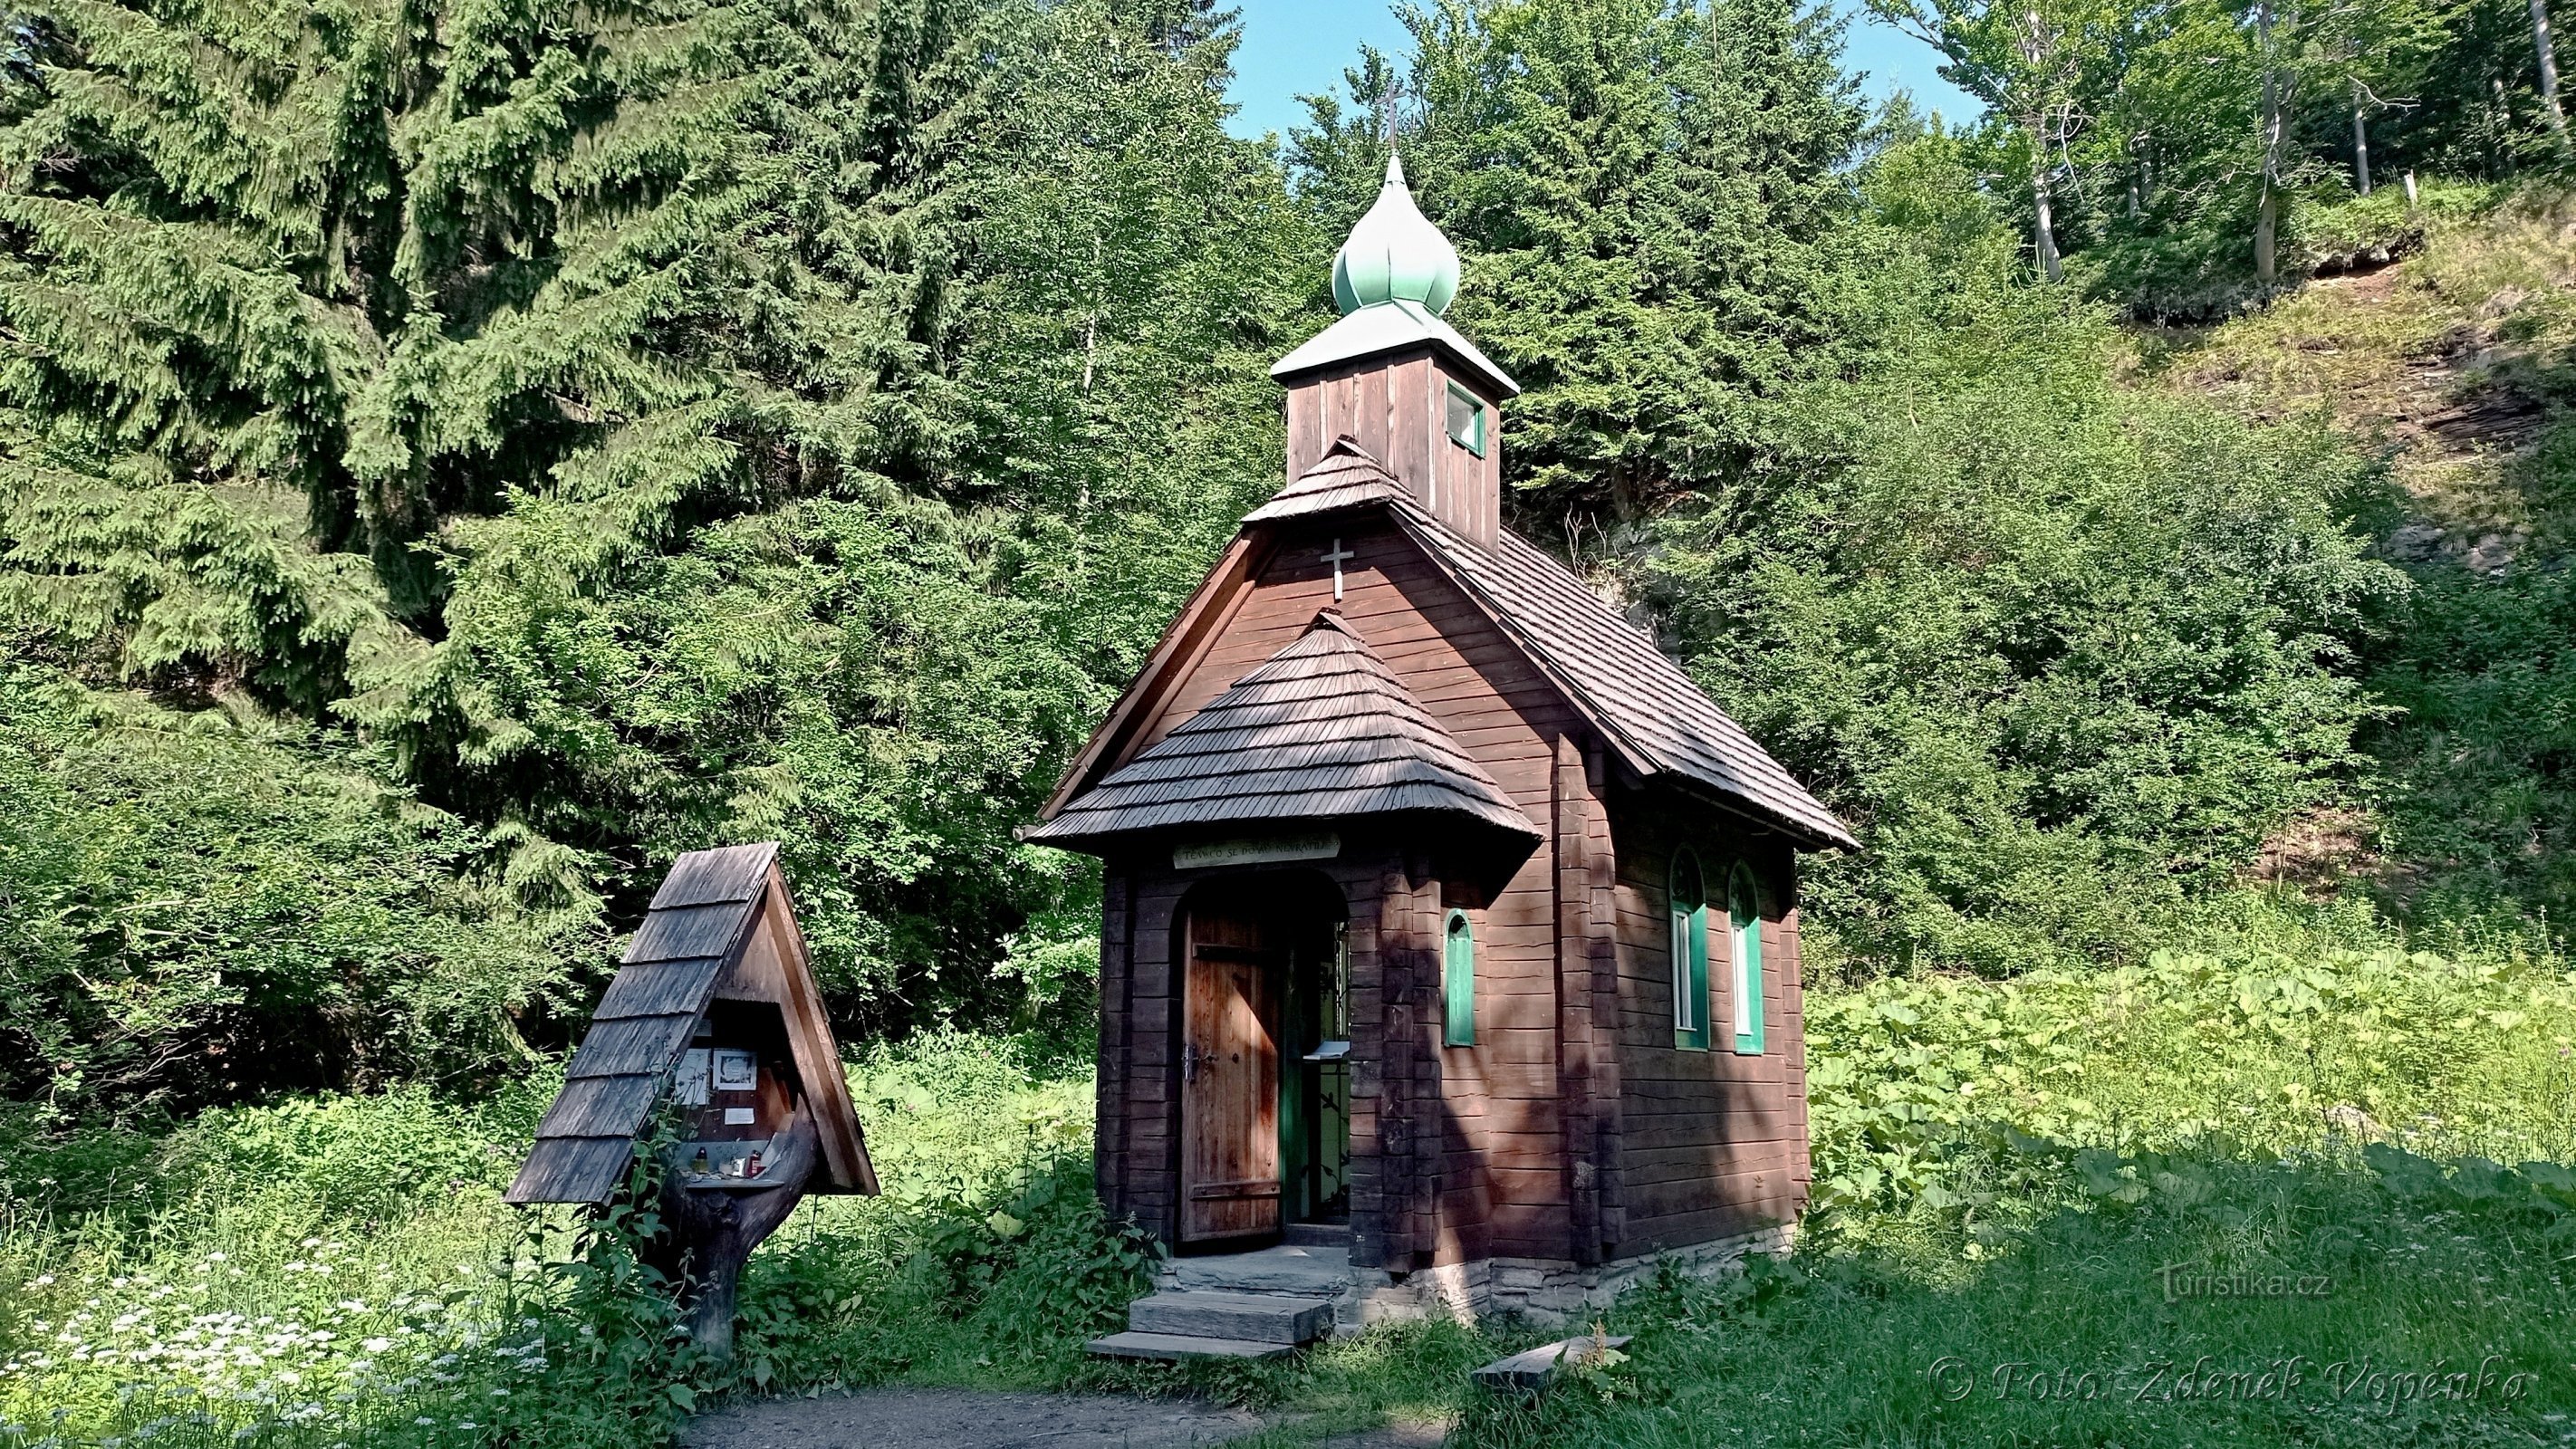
682,1386 -> 1449,1449
681,1387 -> 1265,1448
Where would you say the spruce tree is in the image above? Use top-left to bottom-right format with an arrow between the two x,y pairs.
0,0 -> 1313,1029
1291,0 -> 1865,539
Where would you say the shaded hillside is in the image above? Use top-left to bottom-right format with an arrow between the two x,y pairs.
2139,192 -> 2576,932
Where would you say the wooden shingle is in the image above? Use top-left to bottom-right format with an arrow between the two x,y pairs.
1242,437 -> 1408,524
505,1136 -> 637,1207
565,1014 -> 697,1079
648,842 -> 776,910
1394,509 -> 1856,849
624,903 -> 758,964
593,958 -> 729,1021
1024,612 -> 1539,848
535,1074 -> 665,1139
508,842 -> 876,1207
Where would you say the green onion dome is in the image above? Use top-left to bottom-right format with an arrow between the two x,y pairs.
1330,152 -> 1461,317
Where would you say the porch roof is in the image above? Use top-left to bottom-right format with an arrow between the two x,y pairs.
1022,610 -> 1540,849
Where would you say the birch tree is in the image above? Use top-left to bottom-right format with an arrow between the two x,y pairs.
2532,0 -> 2571,145
2254,0 -> 2295,281
1871,0 -> 2117,281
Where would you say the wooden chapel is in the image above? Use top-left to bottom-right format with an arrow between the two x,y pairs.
1023,156 -> 1856,1324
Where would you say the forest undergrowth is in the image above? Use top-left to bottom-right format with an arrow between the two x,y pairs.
5,897 -> 2572,1448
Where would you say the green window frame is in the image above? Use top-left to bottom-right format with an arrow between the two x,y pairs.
1728,862 -> 1764,1055
1443,908 -> 1475,1046
1670,850 -> 1709,1051
1445,381 -> 1487,457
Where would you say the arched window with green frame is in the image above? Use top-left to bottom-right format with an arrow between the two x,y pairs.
1727,862 -> 1764,1054
1442,908 -> 1475,1046
1669,849 -> 1709,1051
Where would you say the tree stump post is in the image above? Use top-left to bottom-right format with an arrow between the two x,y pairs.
643,1109 -> 821,1360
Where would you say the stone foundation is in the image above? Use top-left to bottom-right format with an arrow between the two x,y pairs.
1336,1223 -> 1795,1330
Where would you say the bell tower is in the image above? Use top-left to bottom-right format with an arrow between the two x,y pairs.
1270,155 -> 1520,551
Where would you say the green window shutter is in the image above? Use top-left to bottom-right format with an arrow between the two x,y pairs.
1443,909 -> 1475,1046
1671,850 -> 1709,1051
1445,381 -> 1487,456
1730,863 -> 1764,1055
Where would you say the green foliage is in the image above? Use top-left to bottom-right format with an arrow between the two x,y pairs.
1803,901 -> 2576,1217
1651,135 -> 2402,974
2079,178 -> 2505,320
0,0 -> 1313,1050
0,1032 -> 1149,1445
2369,564 -> 2576,926
1290,0 -> 1866,532
0,664 -> 600,1124
1471,1151 -> 2575,1447
1874,0 -> 2570,308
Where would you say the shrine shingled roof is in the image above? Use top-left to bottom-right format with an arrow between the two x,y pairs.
508,843 -> 819,1207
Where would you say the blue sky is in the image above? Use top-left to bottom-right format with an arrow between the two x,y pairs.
1221,0 -> 1981,142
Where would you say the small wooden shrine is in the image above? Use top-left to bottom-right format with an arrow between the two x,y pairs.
508,841 -> 875,1353
1024,156 -> 1855,1328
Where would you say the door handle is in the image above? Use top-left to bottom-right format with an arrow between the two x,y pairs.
1182,1041 -> 1205,1084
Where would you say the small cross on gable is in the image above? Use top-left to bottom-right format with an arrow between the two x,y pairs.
1322,538 -> 1356,601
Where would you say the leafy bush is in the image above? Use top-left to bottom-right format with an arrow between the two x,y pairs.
2291,179 -> 2503,273
1656,139 -> 2404,976
1805,905 -> 2576,1219
0,1030 -> 1147,1447
2369,543 -> 2576,931
0,667 -> 602,1124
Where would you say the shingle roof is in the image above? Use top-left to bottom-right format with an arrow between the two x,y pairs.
1392,507 -> 1859,849
1024,611 -> 1540,848
1243,437 -> 1408,525
506,843 -> 777,1206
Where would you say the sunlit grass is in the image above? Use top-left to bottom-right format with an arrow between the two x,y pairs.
5,914 -> 2572,1448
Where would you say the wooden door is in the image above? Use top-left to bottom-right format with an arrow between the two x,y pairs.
1181,907 -> 1283,1243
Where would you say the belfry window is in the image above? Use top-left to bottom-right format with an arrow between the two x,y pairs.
1445,381 -> 1486,456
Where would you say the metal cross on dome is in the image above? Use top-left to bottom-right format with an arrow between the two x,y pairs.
1322,538 -> 1355,601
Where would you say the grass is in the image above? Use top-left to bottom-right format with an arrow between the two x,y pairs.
2134,186 -> 2576,550
1465,1154 -> 2574,1447
5,900 -> 2573,1447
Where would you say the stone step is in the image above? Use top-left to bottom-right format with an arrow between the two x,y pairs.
1165,1243 -> 1356,1297
1086,1329 -> 1297,1362
1128,1290 -> 1336,1345
1281,1221 -> 1352,1249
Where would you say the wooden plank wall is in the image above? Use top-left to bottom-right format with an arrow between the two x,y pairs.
1283,354 -> 1436,494
1281,352 -> 1500,552
1101,517 -> 1590,1269
1605,799 -> 1810,1251
1427,359 -> 1502,552
1094,863 -> 1136,1219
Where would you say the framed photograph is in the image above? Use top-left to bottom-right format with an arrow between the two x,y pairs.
675,1049 -> 711,1106
713,1049 -> 756,1092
